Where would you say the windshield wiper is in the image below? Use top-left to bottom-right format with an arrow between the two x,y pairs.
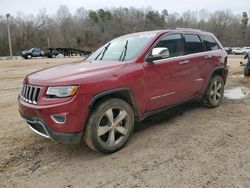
94,43 -> 111,60
119,40 -> 128,61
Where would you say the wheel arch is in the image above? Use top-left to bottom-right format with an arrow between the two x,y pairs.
89,88 -> 141,120
203,66 -> 227,94
211,67 -> 227,83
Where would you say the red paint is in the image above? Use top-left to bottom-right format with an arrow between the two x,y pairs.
19,29 -> 228,134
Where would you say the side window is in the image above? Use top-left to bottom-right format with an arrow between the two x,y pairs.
201,35 -> 220,51
151,34 -> 184,60
183,34 -> 203,54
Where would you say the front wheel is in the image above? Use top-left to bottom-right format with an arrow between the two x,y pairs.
84,98 -> 134,153
204,75 -> 225,108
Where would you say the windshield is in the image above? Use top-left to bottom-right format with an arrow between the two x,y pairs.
87,33 -> 155,61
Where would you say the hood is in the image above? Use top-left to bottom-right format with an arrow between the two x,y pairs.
25,60 -> 126,86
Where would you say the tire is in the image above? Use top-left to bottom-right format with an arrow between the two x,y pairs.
27,55 -> 32,59
84,98 -> 134,153
204,75 -> 225,108
52,54 -> 56,58
232,52 -> 236,55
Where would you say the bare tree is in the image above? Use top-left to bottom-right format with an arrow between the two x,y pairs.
0,6 -> 250,56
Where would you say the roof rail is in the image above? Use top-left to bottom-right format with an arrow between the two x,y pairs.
169,28 -> 201,31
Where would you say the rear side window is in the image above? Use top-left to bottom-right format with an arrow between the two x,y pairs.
183,34 -> 203,54
153,34 -> 184,58
201,35 -> 220,51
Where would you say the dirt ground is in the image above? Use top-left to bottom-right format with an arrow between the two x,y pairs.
0,55 -> 250,188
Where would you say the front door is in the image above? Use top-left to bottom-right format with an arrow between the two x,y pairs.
143,34 -> 191,111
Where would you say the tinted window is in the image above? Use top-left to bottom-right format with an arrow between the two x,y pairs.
152,34 -> 184,59
201,35 -> 220,51
183,34 -> 203,54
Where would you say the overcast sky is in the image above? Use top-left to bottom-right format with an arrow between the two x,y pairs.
0,0 -> 250,16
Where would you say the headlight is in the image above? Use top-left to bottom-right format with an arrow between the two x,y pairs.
46,86 -> 78,98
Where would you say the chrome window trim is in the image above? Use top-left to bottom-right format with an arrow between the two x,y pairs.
145,49 -> 222,65
144,32 -> 222,64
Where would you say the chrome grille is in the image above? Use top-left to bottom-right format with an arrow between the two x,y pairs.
20,84 -> 41,104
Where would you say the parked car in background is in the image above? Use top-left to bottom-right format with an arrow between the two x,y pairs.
243,47 -> 250,55
18,29 -> 228,153
232,47 -> 244,55
45,48 -> 92,57
21,48 -> 44,59
45,48 -> 61,58
224,47 -> 232,54
80,50 -> 92,57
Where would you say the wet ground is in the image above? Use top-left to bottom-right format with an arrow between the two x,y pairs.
224,87 -> 249,100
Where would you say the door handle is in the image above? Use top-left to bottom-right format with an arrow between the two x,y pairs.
204,55 -> 212,59
179,60 -> 189,65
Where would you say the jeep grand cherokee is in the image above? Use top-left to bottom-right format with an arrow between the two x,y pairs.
18,29 -> 228,153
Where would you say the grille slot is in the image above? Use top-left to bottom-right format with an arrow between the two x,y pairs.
20,84 -> 41,104
27,121 -> 49,138
27,122 -> 47,136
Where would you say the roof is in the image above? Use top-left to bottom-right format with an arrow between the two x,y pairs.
129,28 -> 212,37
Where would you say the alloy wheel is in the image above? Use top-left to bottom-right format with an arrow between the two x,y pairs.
210,80 -> 223,104
97,107 -> 129,147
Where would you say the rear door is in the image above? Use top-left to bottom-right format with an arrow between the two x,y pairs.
200,34 -> 224,88
182,34 -> 206,96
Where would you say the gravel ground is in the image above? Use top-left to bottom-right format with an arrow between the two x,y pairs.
0,55 -> 250,188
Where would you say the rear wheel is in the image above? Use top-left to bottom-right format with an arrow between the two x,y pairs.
204,75 -> 225,108
84,98 -> 134,153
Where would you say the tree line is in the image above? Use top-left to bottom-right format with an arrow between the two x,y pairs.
0,6 -> 249,56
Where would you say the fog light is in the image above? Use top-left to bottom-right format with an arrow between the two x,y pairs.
51,114 -> 66,124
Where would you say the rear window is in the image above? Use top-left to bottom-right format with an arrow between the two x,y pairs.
201,35 -> 220,51
183,34 -> 203,54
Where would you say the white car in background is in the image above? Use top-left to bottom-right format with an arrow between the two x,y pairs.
243,47 -> 250,55
232,47 -> 244,55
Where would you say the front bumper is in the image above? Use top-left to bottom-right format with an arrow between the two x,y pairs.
18,93 -> 90,144
20,112 -> 82,144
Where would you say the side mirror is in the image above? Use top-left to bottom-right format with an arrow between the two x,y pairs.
146,47 -> 169,63
145,55 -> 155,63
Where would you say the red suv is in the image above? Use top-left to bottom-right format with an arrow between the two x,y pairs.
18,29 -> 228,153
